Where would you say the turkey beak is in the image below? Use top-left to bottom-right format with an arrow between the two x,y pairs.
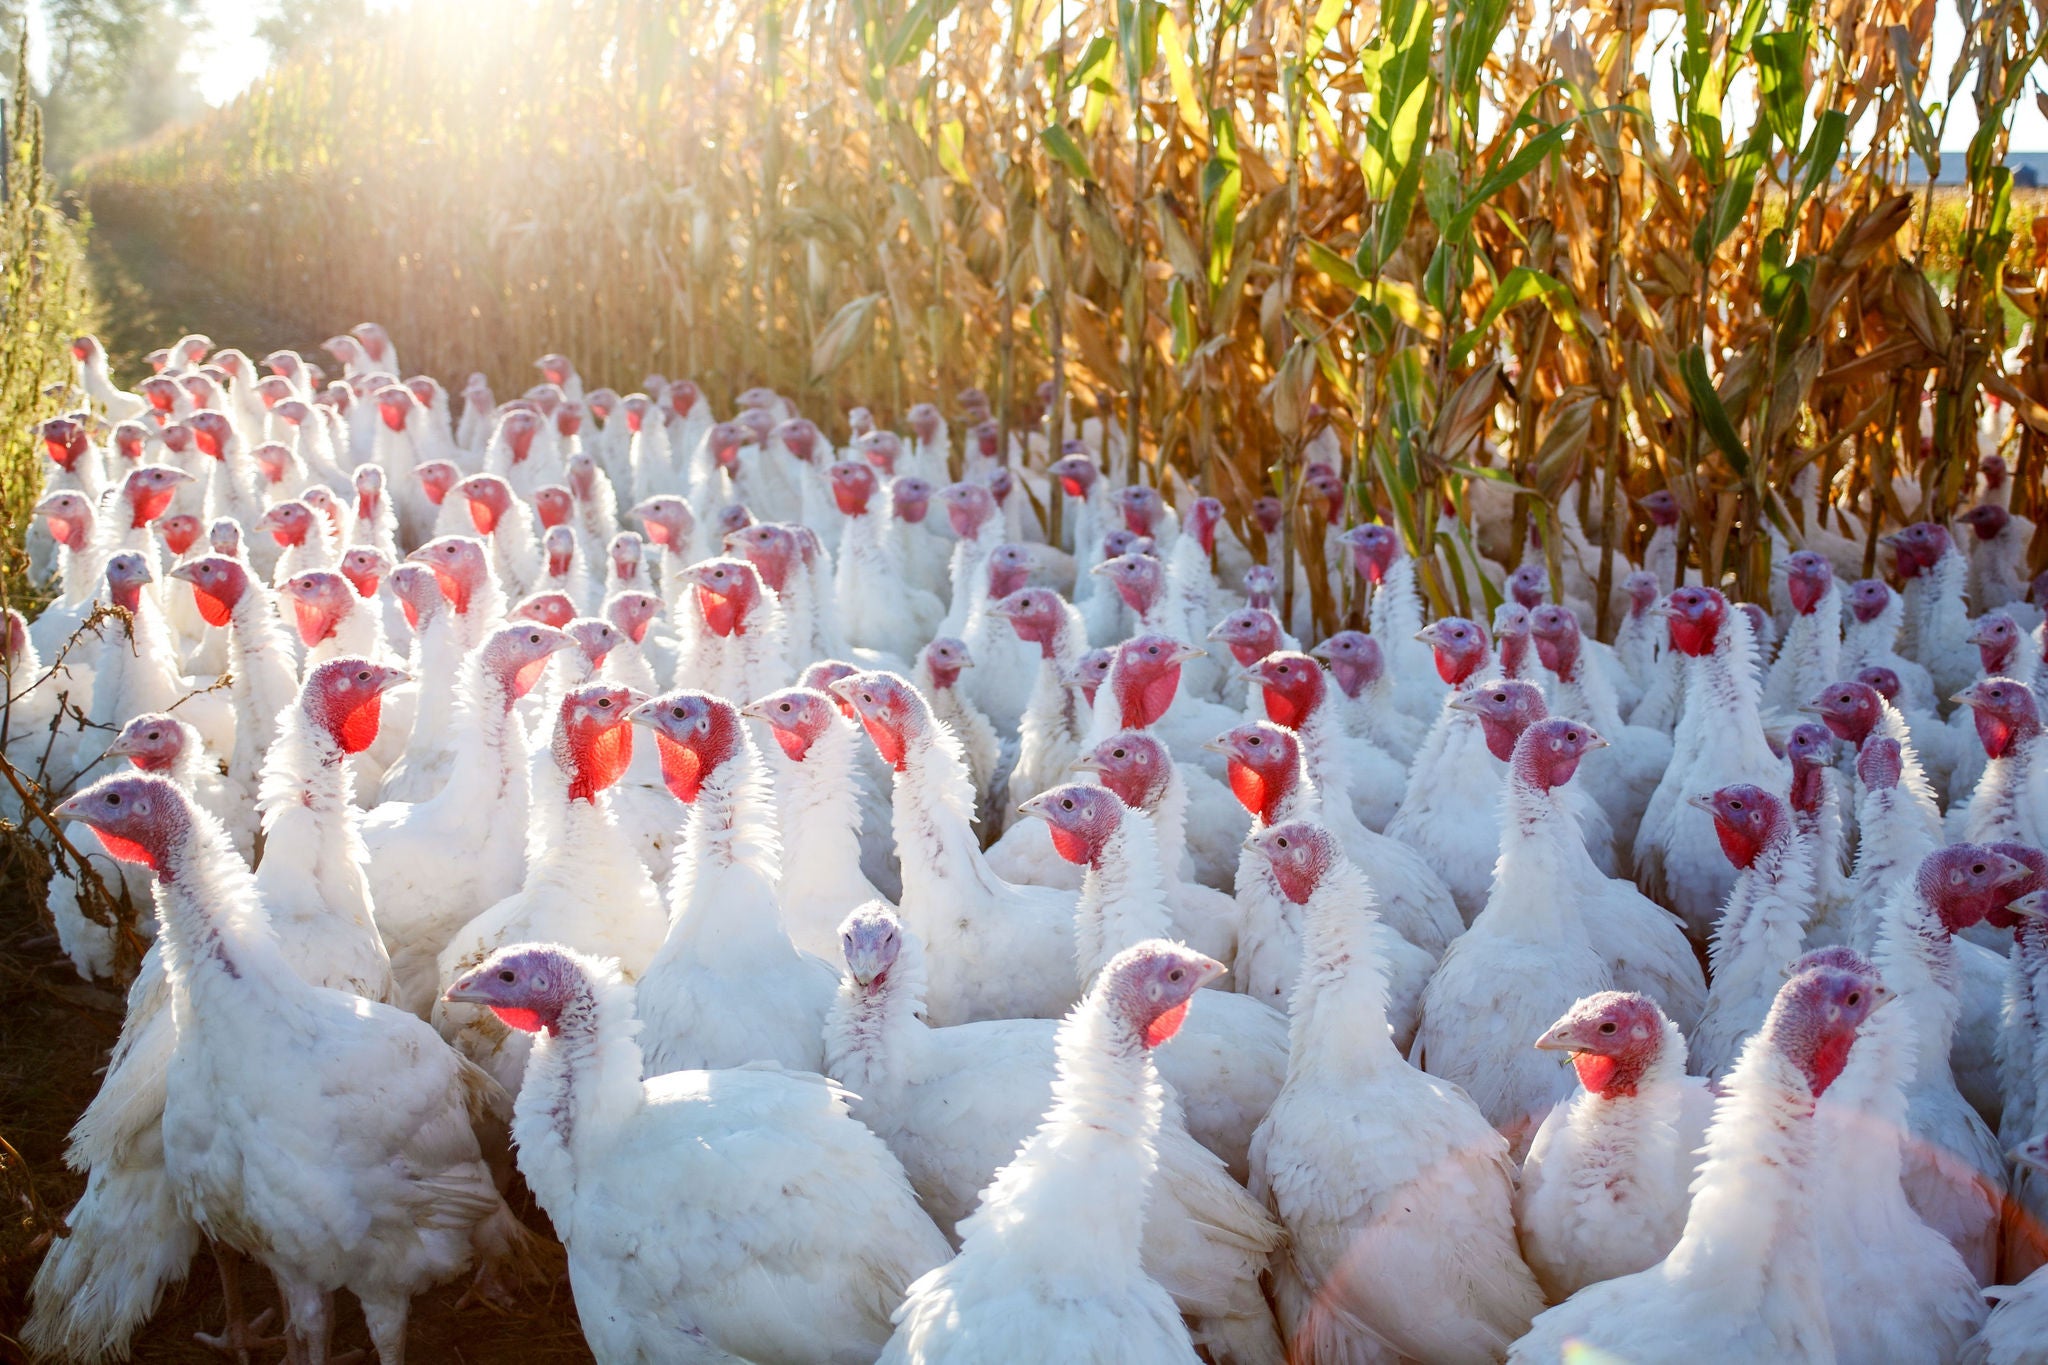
1412,626 -> 1439,645
1684,793 -> 1717,815
1167,643 -> 1206,667
1532,1026 -> 1577,1053
1204,619 -> 1231,642
1795,700 -> 1825,715
1016,793 -> 1054,823
369,667 -> 413,696
1582,734 -> 1610,751
1949,688 -> 1982,708
1308,639 -> 1332,660
2007,890 -> 2048,921
443,967 -> 504,1007
625,698 -> 667,730
738,699 -> 770,721
1190,957 -> 1228,991
1088,560 -> 1115,577
1070,752 -> 1107,774
1994,854 -> 2035,890
1966,622 -> 2003,647
1446,693 -> 1485,715
103,731 -> 140,759
1201,735 -> 1233,756
50,791 -> 95,824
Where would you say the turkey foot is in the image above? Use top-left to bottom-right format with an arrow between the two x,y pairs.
193,1245 -> 284,1364
453,1259 -> 521,1314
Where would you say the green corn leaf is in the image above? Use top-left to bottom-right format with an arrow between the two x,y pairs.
1449,265 -> 1577,367
1680,344 -> 1751,478
1040,124 -> 1096,182
1752,30 -> 1808,149
1305,237 -> 1366,293
1794,108 -> 1846,206
936,118 -> 969,184
1203,109 -> 1242,286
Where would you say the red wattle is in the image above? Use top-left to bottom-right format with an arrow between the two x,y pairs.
1143,1000 -> 1190,1048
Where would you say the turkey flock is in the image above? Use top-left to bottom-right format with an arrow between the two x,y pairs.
7,323 -> 2048,1365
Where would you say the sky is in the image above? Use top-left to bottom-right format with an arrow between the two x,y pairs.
183,0 -> 2047,151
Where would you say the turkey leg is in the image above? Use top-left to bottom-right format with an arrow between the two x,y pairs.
193,1243 -> 282,1364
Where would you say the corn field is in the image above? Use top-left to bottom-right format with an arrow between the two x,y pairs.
76,0 -> 2048,633
0,37 -> 95,608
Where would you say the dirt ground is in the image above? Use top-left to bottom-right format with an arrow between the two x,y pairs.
0,210 -> 598,1364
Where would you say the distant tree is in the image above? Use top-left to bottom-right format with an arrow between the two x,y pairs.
0,0 -> 204,176
256,0 -> 366,60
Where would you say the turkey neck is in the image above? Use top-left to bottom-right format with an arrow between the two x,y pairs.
1872,883 -> 1966,1077
226,587 -> 299,755
1014,615 -> 1085,792
823,932 -> 931,1113
437,652 -> 533,827
1902,548 -> 1968,663
1842,594 -> 1905,674
513,969 -> 648,1232
1558,1021 -> 1689,1190
1815,1003 -> 1915,1214
1287,866 -> 1402,1080
1367,556 -> 1423,643
1704,830 -> 1815,992
890,723 -> 990,936
765,719 -> 867,908
1141,772 -> 1196,889
1074,817 -> 1173,985
940,522 -> 1001,633
1764,585 -> 1841,714
1661,1012 -> 1826,1313
405,610 -> 464,743
1549,638 -> 1627,735
1846,786 -> 1937,947
2009,928 -> 2048,1138
155,812 -> 311,1030
1492,766 -> 1599,943
1673,610 -> 1772,775
661,736 -> 787,955
973,989 -> 1163,1282
522,748 -> 639,884
255,704 -> 368,902
1294,701 -> 1365,838
1968,731 -> 2045,840
1794,776 -> 1848,909
84,599 -> 183,744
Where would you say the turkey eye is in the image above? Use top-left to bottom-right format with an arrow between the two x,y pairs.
147,731 -> 159,740
1846,991 -> 1861,1005
597,698 -> 612,709
1168,968 -> 1184,982
106,793 -> 121,805
671,707 -> 684,719
1973,863 -> 1987,875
